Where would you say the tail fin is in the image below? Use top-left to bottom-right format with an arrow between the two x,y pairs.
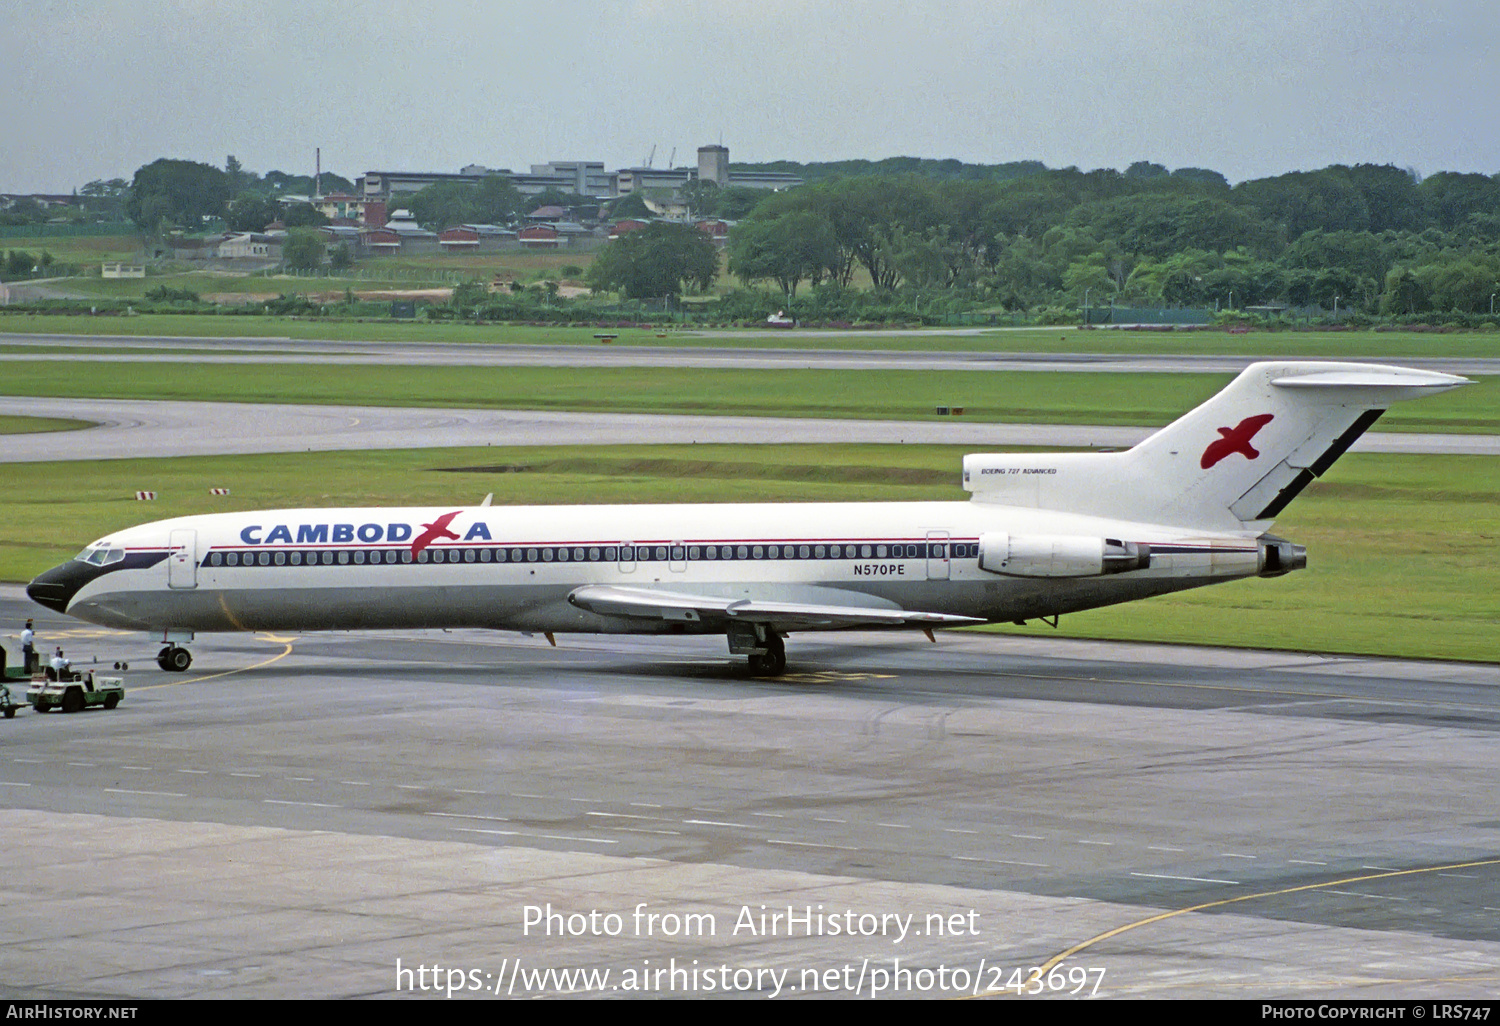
963,362 -> 1470,532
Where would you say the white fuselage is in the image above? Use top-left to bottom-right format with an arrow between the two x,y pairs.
49,500 -> 1261,636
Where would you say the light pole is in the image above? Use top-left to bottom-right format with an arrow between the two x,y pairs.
1333,294 -> 1339,320
1083,287 -> 1091,325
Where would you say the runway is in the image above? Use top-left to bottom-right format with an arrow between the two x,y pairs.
4,330 -> 1500,377
3,397 -> 1495,461
2,589 -> 1496,999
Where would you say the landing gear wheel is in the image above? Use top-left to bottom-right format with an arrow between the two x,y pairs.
746,633 -> 787,677
158,646 -> 192,672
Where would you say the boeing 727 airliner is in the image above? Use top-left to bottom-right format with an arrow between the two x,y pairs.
27,362 -> 1469,676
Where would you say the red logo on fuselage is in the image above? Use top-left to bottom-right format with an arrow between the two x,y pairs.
411,511 -> 462,556
1201,414 -> 1274,469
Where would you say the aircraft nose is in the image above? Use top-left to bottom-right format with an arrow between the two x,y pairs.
27,561 -> 93,614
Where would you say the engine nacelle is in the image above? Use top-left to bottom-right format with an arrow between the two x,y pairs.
1257,535 -> 1307,577
977,533 -> 1150,578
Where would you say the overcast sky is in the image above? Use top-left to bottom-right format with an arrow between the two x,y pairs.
5,0 -> 1498,193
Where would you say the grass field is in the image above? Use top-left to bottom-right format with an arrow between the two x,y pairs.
0,360 -> 1492,433
0,415 -> 93,434
2,444 -> 1494,663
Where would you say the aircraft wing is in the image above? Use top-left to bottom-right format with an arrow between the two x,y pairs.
567,585 -> 983,629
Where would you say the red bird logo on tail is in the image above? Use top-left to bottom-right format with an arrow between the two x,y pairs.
1200,414 -> 1274,469
411,511 -> 462,556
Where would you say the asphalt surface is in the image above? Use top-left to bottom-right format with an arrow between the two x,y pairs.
2,334 -> 1496,1000
4,331 -> 1500,376
2,592 -> 1496,1000
3,397 -> 1495,462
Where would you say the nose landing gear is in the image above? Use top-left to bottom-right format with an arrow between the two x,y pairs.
157,646 -> 192,672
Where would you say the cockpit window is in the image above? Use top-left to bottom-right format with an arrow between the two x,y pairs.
75,543 -> 126,566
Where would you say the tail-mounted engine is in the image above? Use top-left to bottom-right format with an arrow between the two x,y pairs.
1257,535 -> 1307,577
977,533 -> 1150,578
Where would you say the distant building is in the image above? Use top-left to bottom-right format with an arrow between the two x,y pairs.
218,233 -> 282,260
313,193 -> 380,225
365,209 -> 439,253
697,145 -> 729,186
641,193 -> 691,219
608,219 -> 650,239
530,161 -> 612,197
168,234 -> 230,261
359,166 -> 582,203
356,147 -> 800,210
694,219 -> 732,248
614,166 -> 698,196
724,168 -> 803,191
439,224 -> 516,252
517,224 -> 560,248
318,224 -> 363,254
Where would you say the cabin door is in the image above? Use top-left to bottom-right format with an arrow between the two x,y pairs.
168,529 -> 198,589
926,531 -> 950,581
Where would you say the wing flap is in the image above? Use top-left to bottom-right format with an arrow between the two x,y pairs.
567,585 -> 982,629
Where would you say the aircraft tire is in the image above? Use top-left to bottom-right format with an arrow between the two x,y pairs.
166,647 -> 192,672
747,634 -> 787,677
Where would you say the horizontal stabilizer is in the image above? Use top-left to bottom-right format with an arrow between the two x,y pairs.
567,585 -> 983,629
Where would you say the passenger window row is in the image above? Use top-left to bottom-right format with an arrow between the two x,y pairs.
204,542 -> 979,568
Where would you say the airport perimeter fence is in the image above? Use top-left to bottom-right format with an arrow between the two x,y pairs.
1081,305 -> 1214,325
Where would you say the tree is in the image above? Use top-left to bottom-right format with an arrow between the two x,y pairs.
282,204 -> 330,228
263,169 -> 355,196
1233,168 -> 1371,237
1380,267 -> 1430,315
472,175 -> 522,224
0,197 -> 47,225
125,159 -> 231,232
79,178 -> 131,221
587,222 -> 718,298
1124,160 -> 1169,180
282,229 -> 325,270
729,210 -> 839,297
226,192 -> 278,232
605,192 -> 653,220
1419,172 -> 1500,231
2,250 -> 37,279
225,154 -> 257,194
1170,167 -> 1230,191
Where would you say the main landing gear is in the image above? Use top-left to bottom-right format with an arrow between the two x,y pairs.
745,632 -> 787,677
727,624 -> 789,677
157,645 -> 192,672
